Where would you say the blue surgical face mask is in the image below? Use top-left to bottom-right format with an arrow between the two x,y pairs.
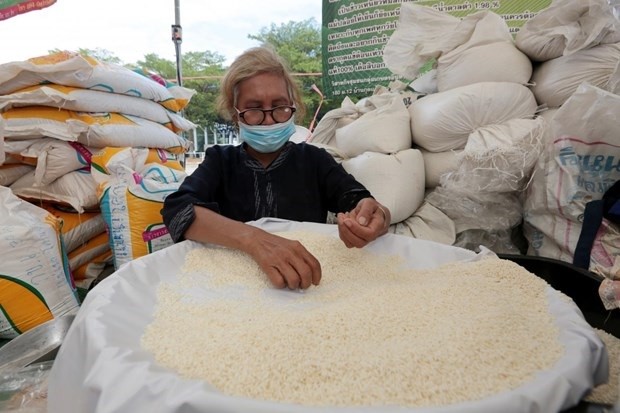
239,117 -> 296,153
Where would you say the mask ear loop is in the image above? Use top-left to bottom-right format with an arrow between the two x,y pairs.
306,83 -> 324,142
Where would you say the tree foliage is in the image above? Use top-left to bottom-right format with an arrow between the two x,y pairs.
248,18 -> 325,128
48,47 -> 122,64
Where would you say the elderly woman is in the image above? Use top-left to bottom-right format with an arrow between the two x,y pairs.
162,46 -> 390,290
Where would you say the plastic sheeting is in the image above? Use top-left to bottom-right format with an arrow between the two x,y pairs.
48,219 -> 607,413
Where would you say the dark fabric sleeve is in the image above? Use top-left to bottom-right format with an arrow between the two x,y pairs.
310,145 -> 373,213
338,188 -> 373,212
161,147 -> 224,243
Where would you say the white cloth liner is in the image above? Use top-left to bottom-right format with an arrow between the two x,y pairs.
48,218 -> 607,413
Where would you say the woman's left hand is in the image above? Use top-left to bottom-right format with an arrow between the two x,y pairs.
337,198 -> 390,248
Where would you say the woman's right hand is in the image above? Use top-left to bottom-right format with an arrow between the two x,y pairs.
184,207 -> 321,290
246,230 -> 322,290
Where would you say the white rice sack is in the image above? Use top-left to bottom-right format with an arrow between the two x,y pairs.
342,149 -> 425,224
99,164 -> 186,269
308,142 -> 348,163
409,82 -> 538,152
289,125 -> 311,144
0,186 -> 79,339
335,93 -> 411,158
523,84 -> 620,279
383,3 -> 461,79
0,116 -> 5,165
309,97 -> 363,146
0,163 -> 34,186
426,186 -> 523,234
530,43 -> 620,108
409,69 -> 438,94
515,0 -> 620,62
0,84 -> 196,133
538,108 -> 560,125
5,138 -> 94,186
441,118 -> 546,193
11,170 -> 99,213
389,201 -> 456,245
419,148 -> 461,189
2,107 -> 191,154
436,13 -> 532,91
0,51 -> 195,112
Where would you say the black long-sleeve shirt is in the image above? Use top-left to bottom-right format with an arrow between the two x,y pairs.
162,142 -> 372,242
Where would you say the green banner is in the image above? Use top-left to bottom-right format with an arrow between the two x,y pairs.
321,0 -> 552,99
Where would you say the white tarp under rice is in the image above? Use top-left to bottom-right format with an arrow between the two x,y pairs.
47,219 -> 607,413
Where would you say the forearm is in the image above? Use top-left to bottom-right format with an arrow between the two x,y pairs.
184,205 -> 261,254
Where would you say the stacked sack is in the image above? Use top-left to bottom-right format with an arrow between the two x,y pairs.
0,51 -> 195,294
91,147 -> 186,270
0,186 -> 79,339
310,81 -> 457,245
517,0 -> 620,111
515,0 -> 620,303
382,3 -> 544,253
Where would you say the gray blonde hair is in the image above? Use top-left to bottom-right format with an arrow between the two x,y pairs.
216,45 -> 306,123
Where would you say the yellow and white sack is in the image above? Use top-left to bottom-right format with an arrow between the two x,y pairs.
0,187 -> 79,339
2,107 -> 191,154
0,163 -> 34,186
68,232 -> 110,272
11,169 -> 99,213
41,203 -> 107,253
1,105 -> 86,141
91,147 -> 184,186
0,84 -> 196,133
5,138 -> 94,186
94,147 -> 186,269
0,51 -> 195,112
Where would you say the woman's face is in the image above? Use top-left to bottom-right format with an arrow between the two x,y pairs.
236,72 -> 291,126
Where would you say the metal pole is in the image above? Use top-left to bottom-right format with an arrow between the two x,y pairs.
172,0 -> 183,87
172,0 -> 185,167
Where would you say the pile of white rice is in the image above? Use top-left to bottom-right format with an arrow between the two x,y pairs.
142,231 -> 564,408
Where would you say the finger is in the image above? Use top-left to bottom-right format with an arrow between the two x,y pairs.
286,256 -> 312,289
354,199 -> 375,227
277,263 -> 301,290
305,252 -> 322,286
263,266 -> 287,289
338,218 -> 368,248
290,241 -> 322,288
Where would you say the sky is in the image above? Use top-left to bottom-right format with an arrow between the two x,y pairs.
0,0 -> 322,66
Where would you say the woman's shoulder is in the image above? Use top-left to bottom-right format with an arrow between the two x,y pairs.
205,143 -> 243,158
291,142 -> 330,158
